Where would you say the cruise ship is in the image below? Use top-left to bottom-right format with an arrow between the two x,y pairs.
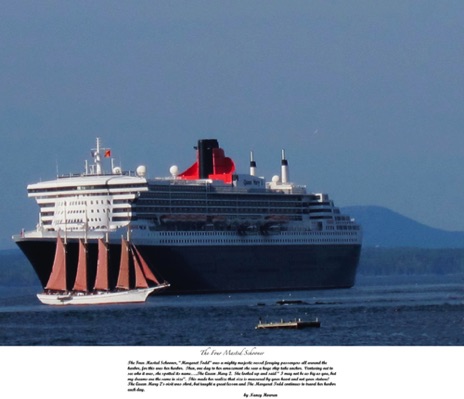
13,138 -> 362,294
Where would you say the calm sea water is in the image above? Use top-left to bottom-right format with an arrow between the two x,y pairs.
0,274 -> 463,346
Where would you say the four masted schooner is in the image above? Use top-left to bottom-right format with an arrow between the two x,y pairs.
37,233 -> 170,306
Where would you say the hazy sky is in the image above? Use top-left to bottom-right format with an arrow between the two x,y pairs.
1,0 -> 464,249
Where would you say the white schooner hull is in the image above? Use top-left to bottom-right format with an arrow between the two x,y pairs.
36,284 -> 170,306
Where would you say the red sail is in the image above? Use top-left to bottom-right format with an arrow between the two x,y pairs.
116,237 -> 130,290
132,244 -> 161,285
73,239 -> 88,292
94,238 -> 109,291
131,249 -> 149,289
45,234 -> 67,291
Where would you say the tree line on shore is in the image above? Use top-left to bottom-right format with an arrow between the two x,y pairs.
1,247 -> 464,286
358,247 -> 464,276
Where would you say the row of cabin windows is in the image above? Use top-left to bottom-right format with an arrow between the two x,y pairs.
56,208 -> 111,215
157,231 -> 358,237
158,238 -> 359,244
147,185 -> 322,200
57,199 -> 111,206
143,190 -> 322,202
139,198 -> 308,207
135,206 -> 305,215
35,192 -> 135,201
29,183 -> 146,193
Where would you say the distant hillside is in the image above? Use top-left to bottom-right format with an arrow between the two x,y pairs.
343,206 -> 464,248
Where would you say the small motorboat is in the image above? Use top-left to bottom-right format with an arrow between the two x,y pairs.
255,318 -> 320,329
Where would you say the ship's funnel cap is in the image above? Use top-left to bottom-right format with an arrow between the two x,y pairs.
198,139 -> 219,179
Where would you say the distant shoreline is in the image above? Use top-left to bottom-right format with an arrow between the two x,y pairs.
2,246 -> 464,287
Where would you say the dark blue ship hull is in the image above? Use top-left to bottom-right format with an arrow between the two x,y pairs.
16,239 -> 361,294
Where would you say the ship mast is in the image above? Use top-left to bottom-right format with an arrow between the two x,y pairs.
91,137 -> 111,175
95,138 -> 103,175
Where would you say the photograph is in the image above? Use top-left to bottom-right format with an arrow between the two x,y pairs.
0,1 -> 462,397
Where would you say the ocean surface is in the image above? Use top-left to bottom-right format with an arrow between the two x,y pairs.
0,275 -> 463,346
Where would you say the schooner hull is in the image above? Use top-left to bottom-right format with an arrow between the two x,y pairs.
36,284 -> 169,306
